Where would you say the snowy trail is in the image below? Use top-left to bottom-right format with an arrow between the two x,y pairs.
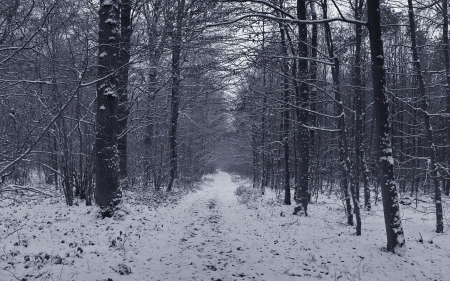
1,171 -> 449,281
1,171 -> 311,281
135,171 -> 301,280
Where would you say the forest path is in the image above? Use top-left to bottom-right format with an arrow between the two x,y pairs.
139,171 -> 300,280
2,171 -> 446,281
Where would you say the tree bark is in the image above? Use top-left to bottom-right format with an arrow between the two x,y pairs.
353,0 -> 370,211
117,0 -> 132,183
442,0 -> 450,196
95,0 -> 122,216
143,1 -> 166,189
295,0 -> 310,216
367,0 -> 405,252
323,0 -> 359,232
309,2 -> 318,193
407,0 -> 443,233
167,0 -> 185,192
279,17 -> 291,205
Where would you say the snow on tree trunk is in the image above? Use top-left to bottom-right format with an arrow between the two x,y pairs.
353,0 -> 370,211
367,0 -> 405,252
323,0 -> 360,233
407,0 -> 444,233
95,0 -> 122,217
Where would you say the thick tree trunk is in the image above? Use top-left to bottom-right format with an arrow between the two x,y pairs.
295,0 -> 310,216
117,0 -> 132,183
407,0 -> 443,233
95,0 -> 122,217
367,0 -> 405,252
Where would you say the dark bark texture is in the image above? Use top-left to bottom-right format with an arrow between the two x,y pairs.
442,0 -> 450,196
279,20 -> 291,205
367,0 -> 405,252
407,0 -> 443,233
167,0 -> 185,192
95,0 -> 122,216
295,0 -> 310,216
117,0 -> 132,182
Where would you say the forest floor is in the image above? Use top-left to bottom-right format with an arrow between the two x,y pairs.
0,171 -> 449,281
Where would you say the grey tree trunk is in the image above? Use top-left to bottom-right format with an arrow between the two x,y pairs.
353,0 -> 370,211
295,0 -> 310,216
279,18 -> 291,205
323,0 -> 359,232
309,2 -> 318,192
442,0 -> 450,196
367,0 -> 405,252
95,0 -> 122,217
167,0 -> 185,192
407,0 -> 443,233
142,1 -> 166,189
117,0 -> 132,183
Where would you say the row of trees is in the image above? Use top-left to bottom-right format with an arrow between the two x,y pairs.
0,0 -> 227,213
225,0 -> 450,252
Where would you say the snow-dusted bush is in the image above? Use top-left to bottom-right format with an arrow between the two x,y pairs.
235,185 -> 261,208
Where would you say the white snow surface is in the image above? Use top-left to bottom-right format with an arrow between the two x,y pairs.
1,171 -> 449,280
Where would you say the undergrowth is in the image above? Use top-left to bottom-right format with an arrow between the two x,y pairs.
234,184 -> 262,209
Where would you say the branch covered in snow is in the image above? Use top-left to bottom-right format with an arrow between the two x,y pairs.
207,13 -> 366,28
0,184 -> 56,197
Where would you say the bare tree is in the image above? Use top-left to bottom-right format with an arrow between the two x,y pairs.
367,0 -> 405,252
407,0 -> 443,233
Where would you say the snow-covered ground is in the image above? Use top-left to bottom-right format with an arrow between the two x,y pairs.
0,171 -> 448,281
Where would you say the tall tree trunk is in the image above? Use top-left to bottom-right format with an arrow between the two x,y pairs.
167,0 -> 185,192
117,0 -> 132,183
295,0 -> 310,216
284,30 -> 300,203
442,0 -> 450,196
143,1 -> 166,189
95,0 -> 122,217
309,2 -> 318,193
367,0 -> 405,252
279,17 -> 291,205
323,0 -> 359,232
407,0 -> 443,233
353,0 -> 370,210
